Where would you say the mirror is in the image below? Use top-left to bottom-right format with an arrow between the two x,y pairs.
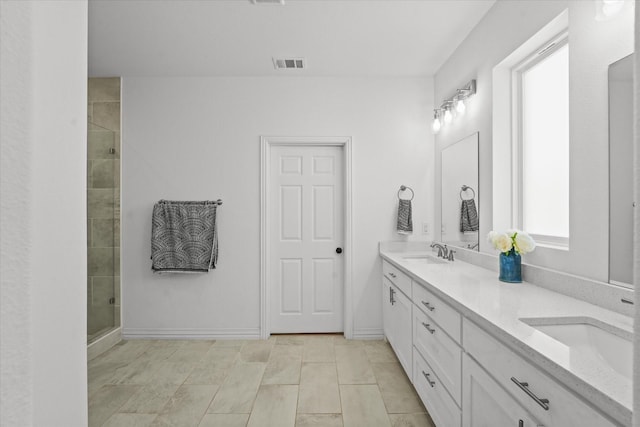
608,54 -> 633,287
441,132 -> 479,251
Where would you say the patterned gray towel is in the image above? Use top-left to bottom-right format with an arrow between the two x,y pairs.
460,199 -> 479,232
151,200 -> 218,272
397,199 -> 413,234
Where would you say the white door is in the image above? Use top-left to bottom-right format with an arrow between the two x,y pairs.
270,145 -> 344,333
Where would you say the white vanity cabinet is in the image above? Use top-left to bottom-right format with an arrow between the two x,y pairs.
382,262 -> 412,377
463,319 -> 619,427
413,302 -> 462,404
382,260 -> 412,296
412,281 -> 463,426
380,255 -> 623,427
412,283 -> 461,343
463,353 -> 543,427
414,347 -> 462,427
382,277 -> 393,339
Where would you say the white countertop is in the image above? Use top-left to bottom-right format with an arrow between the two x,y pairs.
379,247 -> 633,426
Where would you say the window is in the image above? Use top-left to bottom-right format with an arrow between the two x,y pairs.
514,37 -> 569,247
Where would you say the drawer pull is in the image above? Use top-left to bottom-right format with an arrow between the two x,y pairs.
389,272 -> 397,278
421,301 -> 435,311
421,322 -> 436,334
510,377 -> 550,411
422,370 -> 435,387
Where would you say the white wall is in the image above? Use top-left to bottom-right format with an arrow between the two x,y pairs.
434,1 -> 634,282
1,2 -> 33,423
122,76 -> 433,338
0,1 -> 88,426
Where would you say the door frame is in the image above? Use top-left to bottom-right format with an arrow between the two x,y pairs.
260,136 -> 353,340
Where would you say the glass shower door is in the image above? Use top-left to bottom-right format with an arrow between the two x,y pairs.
87,77 -> 121,344
87,124 -> 120,343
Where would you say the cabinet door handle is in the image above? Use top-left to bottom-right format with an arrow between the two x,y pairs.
421,370 -> 435,387
510,377 -> 550,410
421,300 -> 435,311
421,322 -> 435,334
390,288 -> 396,305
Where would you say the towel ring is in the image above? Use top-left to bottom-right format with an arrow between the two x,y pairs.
398,185 -> 414,201
459,185 -> 475,201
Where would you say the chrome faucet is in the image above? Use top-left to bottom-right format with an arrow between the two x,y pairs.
430,243 -> 448,259
447,249 -> 456,261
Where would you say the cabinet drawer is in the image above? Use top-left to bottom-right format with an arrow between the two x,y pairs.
383,260 -> 411,297
414,308 -> 462,406
413,347 -> 461,427
413,282 -> 461,343
463,319 -> 619,427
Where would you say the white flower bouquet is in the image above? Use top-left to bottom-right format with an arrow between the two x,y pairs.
487,230 -> 536,255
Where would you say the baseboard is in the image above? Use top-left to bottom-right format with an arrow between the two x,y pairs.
88,327 -> 122,360
352,328 -> 384,340
122,327 -> 261,340
122,327 -> 380,340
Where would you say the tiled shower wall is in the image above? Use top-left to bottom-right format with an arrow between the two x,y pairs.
87,78 -> 120,339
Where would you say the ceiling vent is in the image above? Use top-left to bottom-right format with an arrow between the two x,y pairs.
272,57 -> 306,70
250,0 -> 285,5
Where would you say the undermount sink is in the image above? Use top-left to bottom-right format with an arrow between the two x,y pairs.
401,255 -> 447,265
520,317 -> 632,378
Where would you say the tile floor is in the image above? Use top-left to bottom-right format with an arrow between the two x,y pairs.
88,334 -> 435,427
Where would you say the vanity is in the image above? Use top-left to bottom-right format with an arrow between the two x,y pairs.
380,244 -> 632,427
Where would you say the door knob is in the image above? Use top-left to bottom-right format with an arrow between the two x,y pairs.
336,247 -> 343,254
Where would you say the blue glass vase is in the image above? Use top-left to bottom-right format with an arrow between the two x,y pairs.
499,250 -> 522,283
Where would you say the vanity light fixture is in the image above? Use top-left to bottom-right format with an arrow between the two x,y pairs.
595,0 -> 625,20
431,79 -> 476,133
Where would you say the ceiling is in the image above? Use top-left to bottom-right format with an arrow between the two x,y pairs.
88,0 -> 496,77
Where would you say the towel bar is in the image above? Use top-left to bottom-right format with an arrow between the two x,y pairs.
158,199 -> 223,206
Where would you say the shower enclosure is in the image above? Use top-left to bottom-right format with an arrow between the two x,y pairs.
87,78 -> 121,344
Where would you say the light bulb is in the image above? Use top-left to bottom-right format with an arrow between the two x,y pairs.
602,0 -> 624,17
596,0 -> 624,20
443,109 -> 453,124
432,117 -> 441,134
455,98 -> 466,115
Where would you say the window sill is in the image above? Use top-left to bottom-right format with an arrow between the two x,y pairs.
535,241 -> 569,252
